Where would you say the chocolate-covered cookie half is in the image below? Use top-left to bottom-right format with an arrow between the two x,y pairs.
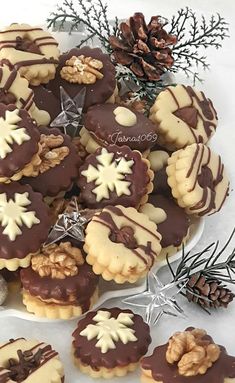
47,46 -> 117,111
30,85 -> 61,122
80,103 -> 158,153
78,145 -> 153,209
0,182 -> 50,271
72,307 -> 151,378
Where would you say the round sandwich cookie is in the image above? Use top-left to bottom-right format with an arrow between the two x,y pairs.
47,46 -> 117,111
20,240 -> 99,319
20,127 -> 81,201
80,103 -> 158,154
0,104 -> 42,183
140,194 -> 190,258
0,23 -> 60,85
0,182 -> 50,271
78,145 -> 153,209
84,205 -> 162,284
150,84 -> 218,151
72,307 -> 151,379
0,64 -> 50,125
166,143 -> 229,216
141,327 -> 235,383
0,338 -> 64,383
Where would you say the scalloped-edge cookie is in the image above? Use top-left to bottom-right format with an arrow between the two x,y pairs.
150,84 -> 218,151
166,143 -> 229,216
84,205 -> 162,283
0,338 -> 64,382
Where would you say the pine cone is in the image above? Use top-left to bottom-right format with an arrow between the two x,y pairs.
109,13 -> 177,81
186,273 -> 234,309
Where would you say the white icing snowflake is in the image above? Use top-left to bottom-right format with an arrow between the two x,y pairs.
0,192 -> 40,241
0,109 -> 30,159
80,310 -> 137,353
81,148 -> 134,202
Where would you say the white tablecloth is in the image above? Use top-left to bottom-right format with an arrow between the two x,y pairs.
0,1 -> 235,382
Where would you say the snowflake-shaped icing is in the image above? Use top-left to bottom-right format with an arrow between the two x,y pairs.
0,192 -> 40,241
81,148 -> 134,202
80,310 -> 137,353
0,109 -> 30,159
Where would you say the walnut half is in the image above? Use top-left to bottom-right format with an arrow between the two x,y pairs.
60,55 -> 104,84
37,134 -> 69,174
166,329 -> 220,377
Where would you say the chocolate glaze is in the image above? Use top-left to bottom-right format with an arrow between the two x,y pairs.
78,145 -> 150,208
85,103 -> 158,152
141,329 -> 235,383
72,307 -> 151,370
47,47 -> 116,112
30,85 -> 61,121
153,166 -> 172,196
14,57 -> 58,69
20,260 -> 99,313
148,194 -> 190,248
0,105 -> 40,178
20,127 -> 81,197
0,183 -> 50,260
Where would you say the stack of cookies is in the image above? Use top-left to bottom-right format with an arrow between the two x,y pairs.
0,22 -> 230,322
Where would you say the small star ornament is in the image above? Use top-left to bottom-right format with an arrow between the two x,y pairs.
50,86 -> 86,137
123,270 -> 187,325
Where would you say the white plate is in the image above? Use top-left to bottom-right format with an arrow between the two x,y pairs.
0,217 -> 204,322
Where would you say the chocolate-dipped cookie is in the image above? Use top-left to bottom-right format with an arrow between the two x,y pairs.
0,338 -> 64,383
0,64 -> 50,125
0,182 -> 50,271
80,103 -> 158,154
140,194 -> 190,257
47,46 -> 117,111
147,149 -> 172,196
84,205 -> 162,283
20,127 -> 81,200
30,85 -> 61,122
141,327 -> 235,383
78,145 -> 153,209
72,307 -> 151,378
0,104 -> 41,183
21,241 -> 99,319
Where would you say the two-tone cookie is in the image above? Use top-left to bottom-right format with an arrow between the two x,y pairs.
47,46 -> 117,111
20,240 -> 99,319
84,205 -> 162,283
20,127 -> 81,201
0,105 -> 41,183
0,182 -> 50,270
141,327 -> 235,383
80,103 -> 158,154
0,338 -> 64,383
72,307 -> 151,378
150,85 -> 218,151
0,64 -> 50,125
78,145 -> 153,208
166,143 -> 229,216
0,23 -> 60,85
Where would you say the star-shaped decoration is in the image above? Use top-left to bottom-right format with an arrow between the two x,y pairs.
50,86 -> 86,137
45,197 -> 100,245
123,270 -> 187,325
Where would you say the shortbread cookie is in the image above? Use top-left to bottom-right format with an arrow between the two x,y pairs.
20,127 -> 81,199
0,105 -> 42,183
150,84 -> 218,150
84,205 -> 162,283
47,46 -> 117,111
80,103 -> 158,153
20,241 -> 99,319
0,338 -> 64,382
0,64 -> 50,124
141,327 -> 235,383
140,194 -> 190,258
0,23 -> 60,85
78,145 -> 153,208
72,307 -> 151,378
166,143 -> 229,216
0,182 -> 50,270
